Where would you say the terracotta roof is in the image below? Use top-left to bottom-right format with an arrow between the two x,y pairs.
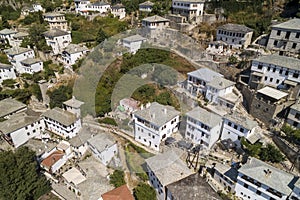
101,185 -> 134,200
41,150 -> 64,169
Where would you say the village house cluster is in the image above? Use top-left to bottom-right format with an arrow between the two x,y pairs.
0,0 -> 300,199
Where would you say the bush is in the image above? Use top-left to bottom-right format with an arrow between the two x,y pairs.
133,183 -> 156,200
2,79 -> 16,88
98,117 -> 118,126
109,170 -> 126,188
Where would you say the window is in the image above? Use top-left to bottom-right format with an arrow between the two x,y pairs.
258,64 -> 263,69
240,128 -> 244,133
285,70 -> 289,75
295,113 -> 300,120
265,76 -> 268,81
292,43 -> 297,49
274,40 -> 278,46
293,73 -> 299,78
267,66 -> 271,71
276,79 -> 280,84
279,69 -> 283,74
244,183 -> 248,188
277,30 -> 281,36
233,125 -> 238,129
273,68 -> 276,72
27,132 -> 30,136
270,78 -> 273,82
285,31 -> 291,39
296,32 -> 300,38
228,122 -> 232,126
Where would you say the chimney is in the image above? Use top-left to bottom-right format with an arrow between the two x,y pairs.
140,104 -> 144,110
265,169 -> 272,177
146,102 -> 151,108
163,108 -> 167,114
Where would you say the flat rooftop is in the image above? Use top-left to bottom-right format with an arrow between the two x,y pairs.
257,86 -> 288,100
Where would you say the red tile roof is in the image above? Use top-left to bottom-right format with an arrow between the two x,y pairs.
41,150 -> 64,169
101,185 -> 134,200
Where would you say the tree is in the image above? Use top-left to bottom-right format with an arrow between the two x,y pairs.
133,183 -> 156,200
47,85 -> 73,108
22,24 -> 51,51
96,28 -> 108,45
109,170 -> 126,188
259,144 -> 285,163
0,147 -> 51,200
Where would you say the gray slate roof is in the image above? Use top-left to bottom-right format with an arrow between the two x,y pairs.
4,47 -> 32,56
0,98 -> 27,118
43,107 -> 77,126
43,29 -> 69,38
139,1 -> 154,6
225,111 -> 258,130
63,44 -> 89,55
146,149 -> 193,186
133,102 -> 180,128
142,15 -> 169,23
207,77 -> 235,90
291,102 -> 300,112
187,68 -> 223,83
43,12 -> 64,17
111,3 -> 125,9
20,58 -> 41,65
69,126 -> 93,147
90,1 -> 110,6
217,23 -> 253,33
173,0 -> 205,2
123,34 -> 146,43
272,18 -> 300,30
253,55 -> 300,71
87,132 -> 116,152
0,112 -> 39,135
0,63 -> 13,69
167,173 -> 222,200
186,106 -> 222,128
239,157 -> 297,195
0,29 -> 17,35
63,96 -> 84,109
13,32 -> 29,39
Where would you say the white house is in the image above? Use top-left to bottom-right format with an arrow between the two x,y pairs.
216,23 -> 253,49
44,29 -> 72,55
74,0 -> 91,14
249,55 -> 300,92
10,32 -> 29,47
205,76 -> 238,108
122,34 -> 147,54
42,107 -> 82,139
287,102 -> 300,129
0,63 -> 16,85
185,106 -> 222,149
69,126 -> 92,158
87,133 -> 118,166
267,18 -> 300,55
43,12 -> 68,31
133,102 -> 180,151
221,111 -> 259,146
235,157 -> 297,200
4,47 -> 35,69
145,149 -> 193,200
19,58 -> 43,74
0,112 -> 45,148
63,96 -> 84,118
0,98 -> 27,118
0,28 -> 17,46
111,4 -> 126,19
32,4 -> 44,12
61,44 -> 89,66
172,0 -> 205,23
40,141 -> 73,173
85,1 -> 111,14
142,15 -> 170,30
212,162 -> 238,193
139,1 -> 154,12
186,67 -> 223,96
62,167 -> 86,196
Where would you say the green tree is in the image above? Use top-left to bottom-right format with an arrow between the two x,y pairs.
23,23 -> 51,51
259,144 -> 285,163
96,28 -> 108,45
0,147 -> 51,200
47,85 -> 73,108
133,183 -> 156,200
109,170 -> 126,188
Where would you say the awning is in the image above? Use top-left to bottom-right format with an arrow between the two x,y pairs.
252,72 -> 264,77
